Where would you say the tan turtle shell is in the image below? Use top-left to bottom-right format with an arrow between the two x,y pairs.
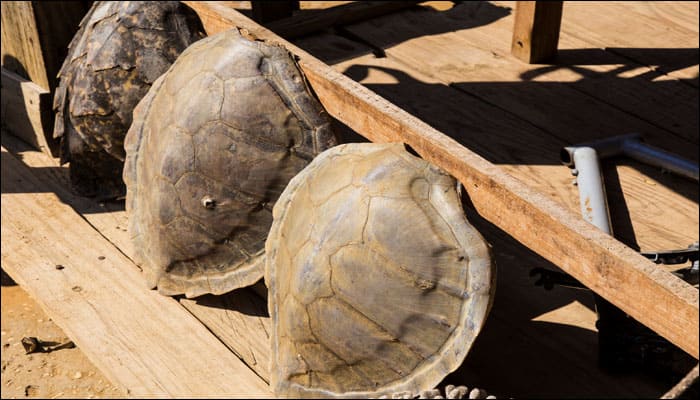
265,143 -> 496,398
124,29 -> 339,298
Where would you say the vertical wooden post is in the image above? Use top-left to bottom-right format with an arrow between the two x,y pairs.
251,1 -> 300,24
511,1 -> 563,64
0,1 -> 91,157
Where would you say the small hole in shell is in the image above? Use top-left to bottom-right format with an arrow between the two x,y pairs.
201,196 -> 216,209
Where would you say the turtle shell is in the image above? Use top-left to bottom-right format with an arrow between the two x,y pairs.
124,29 -> 340,298
265,143 -> 496,398
53,1 -> 205,199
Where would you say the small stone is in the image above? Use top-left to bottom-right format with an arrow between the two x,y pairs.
419,389 -> 441,398
486,396 -> 497,399
468,388 -> 484,399
98,256 -> 106,260
24,385 -> 38,396
72,286 -> 82,292
55,264 -> 65,270
447,385 -> 468,399
73,371 -> 83,379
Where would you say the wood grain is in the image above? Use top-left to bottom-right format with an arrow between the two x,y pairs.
511,1 -> 563,63
523,1 -> 700,85
341,2 -> 699,151
0,145 -> 271,398
1,131 -> 274,384
1,2 -> 50,90
30,1 -> 92,93
1,68 -> 58,157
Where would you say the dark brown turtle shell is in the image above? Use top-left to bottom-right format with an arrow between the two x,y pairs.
53,1 -> 204,199
123,28 -> 340,298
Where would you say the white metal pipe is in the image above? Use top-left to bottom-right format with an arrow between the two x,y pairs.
572,147 -> 613,235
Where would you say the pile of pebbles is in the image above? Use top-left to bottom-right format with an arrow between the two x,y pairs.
379,385 -> 497,399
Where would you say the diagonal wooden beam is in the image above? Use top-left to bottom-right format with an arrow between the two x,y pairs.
182,2 -> 698,359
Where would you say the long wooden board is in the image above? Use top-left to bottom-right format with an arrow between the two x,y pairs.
182,2 -> 698,359
0,145 -> 271,398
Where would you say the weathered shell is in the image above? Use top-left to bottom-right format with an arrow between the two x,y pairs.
265,143 -> 496,398
53,1 -> 204,199
124,29 -> 340,298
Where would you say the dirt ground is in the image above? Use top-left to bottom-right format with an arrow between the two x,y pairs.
1,269 -> 124,399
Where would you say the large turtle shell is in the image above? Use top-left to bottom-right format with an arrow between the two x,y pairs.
124,29 -> 340,298
265,143 -> 496,398
53,1 -> 204,199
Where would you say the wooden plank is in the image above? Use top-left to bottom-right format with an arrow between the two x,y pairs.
264,1 -> 420,38
0,130 -> 274,384
339,1 -> 698,145
182,2 -> 698,359
662,364 -> 699,399
522,1 -> 700,85
341,2 -> 698,154
0,146 -> 271,398
31,1 -> 92,93
1,1 -> 89,93
1,68 -> 58,157
511,1 -> 563,63
1,1 -> 50,90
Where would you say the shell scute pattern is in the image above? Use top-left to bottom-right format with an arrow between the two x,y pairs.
53,1 -> 205,199
124,29 -> 339,298
266,143 -> 496,398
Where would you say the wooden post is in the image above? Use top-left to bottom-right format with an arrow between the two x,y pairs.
511,1 -> 563,63
251,1 -> 299,23
1,1 -> 91,157
1,68 -> 55,157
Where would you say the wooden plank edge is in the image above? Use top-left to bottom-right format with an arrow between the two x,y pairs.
182,1 -> 699,359
1,67 -> 60,157
1,146 -> 271,398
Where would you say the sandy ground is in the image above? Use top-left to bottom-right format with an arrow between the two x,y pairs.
1,269 -> 124,399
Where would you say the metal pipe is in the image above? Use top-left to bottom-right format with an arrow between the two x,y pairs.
562,133 -> 699,182
622,140 -> 699,182
571,147 -> 613,234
